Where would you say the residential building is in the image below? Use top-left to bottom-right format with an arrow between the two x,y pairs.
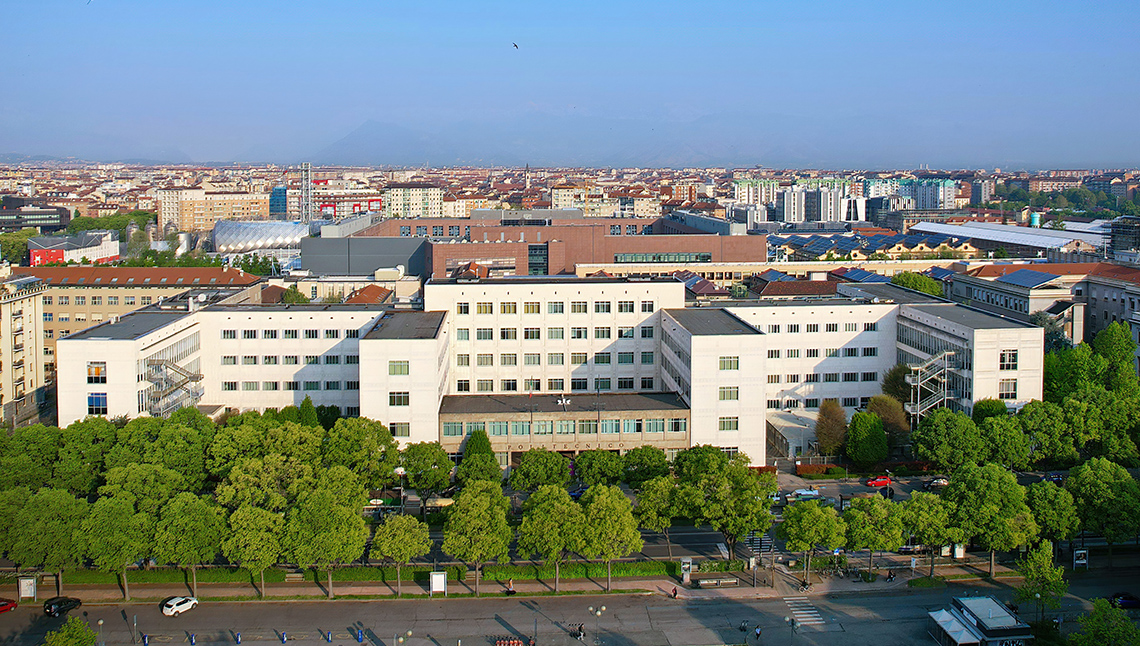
0,274 -> 46,425
970,180 -> 994,205
156,188 -> 270,232
0,196 -> 70,233
382,183 -> 444,218
949,268 -> 1085,342
28,230 -> 120,266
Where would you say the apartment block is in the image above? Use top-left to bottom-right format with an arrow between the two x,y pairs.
0,275 -> 46,424
382,183 -> 444,218
156,188 -> 270,232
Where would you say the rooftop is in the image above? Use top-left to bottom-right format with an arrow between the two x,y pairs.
65,309 -> 190,341
905,303 -> 1034,330
428,275 -> 680,286
439,392 -> 689,416
664,308 -> 761,335
12,266 -> 262,287
364,311 -> 446,340
835,282 -> 946,304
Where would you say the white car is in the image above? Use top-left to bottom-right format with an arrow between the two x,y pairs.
162,597 -> 198,617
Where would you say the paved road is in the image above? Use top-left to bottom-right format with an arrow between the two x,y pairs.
2,573 -> 1133,646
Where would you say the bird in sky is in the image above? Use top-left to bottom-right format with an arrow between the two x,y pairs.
512,43 -> 518,49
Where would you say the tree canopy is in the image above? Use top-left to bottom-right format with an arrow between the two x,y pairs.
814,399 -> 847,456
890,271 -> 943,296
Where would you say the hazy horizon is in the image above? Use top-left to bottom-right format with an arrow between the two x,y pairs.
3,1 -> 1138,169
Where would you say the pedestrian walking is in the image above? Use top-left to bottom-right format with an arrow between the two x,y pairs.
754,626 -> 762,641
506,578 -> 516,596
671,586 -> 678,599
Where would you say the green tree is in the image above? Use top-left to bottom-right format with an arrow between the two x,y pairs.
283,488 -> 367,599
911,409 -> 985,471
457,453 -> 502,485
53,418 -> 117,496
298,395 -> 320,427
579,484 -> 643,592
145,423 -> 208,492
1026,481 -> 1079,555
776,500 -> 846,583
152,493 -> 226,596
890,271 -> 943,296
463,429 -> 495,459
322,417 -> 400,490
0,228 -> 40,263
672,444 -> 732,484
979,415 -> 1031,470
695,463 -> 775,556
880,364 -> 912,404
509,448 -> 570,491
1068,598 -> 1140,646
0,423 -> 61,490
1092,321 -> 1138,393
402,442 -> 453,505
216,454 -> 315,512
9,489 -> 88,595
843,496 -> 904,573
517,485 -> 584,592
1013,541 -> 1067,621
943,463 -> 1038,576
1017,400 -> 1078,466
80,495 -> 153,600
370,514 -> 432,597
971,398 -> 1009,426
221,504 -> 283,597
621,445 -> 669,488
281,285 -> 310,304
441,481 -> 513,596
1044,344 -> 1108,404
814,399 -> 847,456
1029,310 -> 1071,353
574,449 -> 623,486
0,487 -> 31,557
901,492 -> 962,577
634,476 -> 681,558
846,411 -> 888,468
43,616 -> 97,646
867,395 -> 909,448
1065,457 -> 1140,562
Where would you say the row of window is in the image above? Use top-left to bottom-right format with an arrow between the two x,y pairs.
439,417 -> 688,437
455,301 -> 655,315
768,371 -> 879,384
769,397 -> 870,409
455,377 -> 656,393
222,354 -> 361,366
456,351 -> 655,367
45,313 -> 103,324
456,326 -> 654,341
221,329 -> 361,340
766,347 -> 878,359
45,295 -> 152,307
222,380 -> 360,391
764,322 -> 878,333
399,225 -> 467,237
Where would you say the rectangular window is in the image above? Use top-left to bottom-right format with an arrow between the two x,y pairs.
263,330 -> 278,339
571,327 -> 588,339
824,373 -> 839,382
107,296 -> 118,306
456,380 -> 470,392
594,327 -> 611,339
222,355 -> 237,365
511,421 -> 530,436
768,324 -> 780,334
141,297 -> 152,305
595,377 -> 612,391
548,302 -> 564,314
618,326 -> 634,338
243,381 -> 259,391
488,421 -> 508,437
524,353 -> 541,366
1000,350 -> 1018,371
501,353 -> 517,366
324,355 -> 341,365
223,381 -> 238,391
571,378 -> 588,391
844,347 -> 859,357
864,322 -> 878,331
243,356 -> 258,365
524,302 -> 540,314
477,328 -> 493,340
641,377 -> 654,389
305,355 -> 319,365
863,347 -> 878,357
501,379 -> 518,391
640,351 -> 655,364
768,375 -> 781,384
456,328 -> 470,341
843,397 -> 858,407
389,392 -> 410,406
284,355 -> 299,365
548,378 -> 565,391
477,354 -> 493,366
87,393 -> 109,415
787,324 -> 800,333
90,296 -> 102,305
826,323 -> 839,332
477,302 -> 493,314
87,361 -> 107,383
623,419 -> 642,434
601,419 -> 620,434
501,302 -> 517,314
618,377 -> 634,390
998,379 -> 1018,400
668,418 -> 687,433
548,353 -> 564,365
43,313 -> 53,322
578,420 -> 597,434
806,373 -> 821,383
787,349 -> 800,358
125,296 -> 135,305
500,328 -> 517,340
524,327 -> 541,340
826,348 -> 839,357
644,418 -> 664,433
263,356 -> 278,365
443,422 -> 464,437
641,301 -> 654,313
805,398 -> 820,409
786,399 -> 800,409
618,351 -> 634,364
263,381 -> 279,391
325,329 -> 339,339
548,327 -> 564,339
862,372 -> 878,382
457,302 -> 470,314
595,352 -> 611,365
58,296 -> 70,305
75,296 -> 86,306
807,324 -> 819,333
594,301 -> 611,313
719,386 -> 739,401
571,301 -> 588,313
768,349 -> 781,359
390,423 -> 410,437
285,381 -> 300,390
525,378 -> 541,391
719,356 -> 739,370
43,296 -> 53,305
767,400 -> 781,409
618,301 -> 634,313
389,360 -> 410,375
346,381 -> 360,390
346,355 -> 359,365
477,379 -> 494,392
243,330 -> 257,339
305,329 -> 319,339
284,329 -> 298,339
719,417 -> 739,431
843,372 -> 859,382
571,352 -> 588,365
222,329 -> 237,339
641,326 -> 654,339
304,381 -> 320,390
845,323 -> 857,332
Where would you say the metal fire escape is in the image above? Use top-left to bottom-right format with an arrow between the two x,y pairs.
146,359 -> 203,418
904,351 -> 961,428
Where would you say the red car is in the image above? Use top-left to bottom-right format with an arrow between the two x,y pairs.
866,476 -> 892,487
0,599 -> 17,614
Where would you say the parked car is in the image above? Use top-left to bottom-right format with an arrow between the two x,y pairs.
1109,592 -> 1140,609
0,599 -> 16,615
786,489 -> 823,503
161,597 -> 198,617
568,485 -> 589,501
923,477 -> 949,491
866,475 -> 892,487
1042,473 -> 1065,485
43,597 -> 82,617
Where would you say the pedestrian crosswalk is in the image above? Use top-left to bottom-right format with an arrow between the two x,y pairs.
744,531 -> 772,553
783,596 -> 826,626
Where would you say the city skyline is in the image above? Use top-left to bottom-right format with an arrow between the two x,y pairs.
2,1 -> 1139,168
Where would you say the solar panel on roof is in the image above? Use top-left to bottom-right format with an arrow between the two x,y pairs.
994,268 -> 1061,289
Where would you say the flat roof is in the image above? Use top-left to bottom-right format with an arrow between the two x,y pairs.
905,303 -> 1032,330
209,303 -> 385,312
440,392 -> 689,416
664,308 -> 761,335
956,596 -> 1024,631
364,311 -> 445,340
428,275 -> 680,285
65,309 -> 190,341
836,282 -> 946,304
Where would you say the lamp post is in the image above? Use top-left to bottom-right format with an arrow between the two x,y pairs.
97,619 -> 104,646
394,629 -> 412,645
1035,593 -> 1042,625
587,605 -> 605,646
394,466 -> 407,513
784,616 -> 796,643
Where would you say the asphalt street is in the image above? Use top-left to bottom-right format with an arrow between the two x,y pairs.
2,572 -> 1134,646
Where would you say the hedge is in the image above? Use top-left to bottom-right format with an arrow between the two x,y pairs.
483,560 -> 678,581
795,464 -> 842,476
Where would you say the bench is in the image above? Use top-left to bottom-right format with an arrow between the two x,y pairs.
284,572 -> 305,583
696,576 -> 739,588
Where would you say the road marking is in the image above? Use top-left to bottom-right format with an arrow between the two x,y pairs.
783,596 -> 826,626
717,543 -> 730,559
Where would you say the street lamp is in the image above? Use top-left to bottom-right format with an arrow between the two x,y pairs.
97,619 -> 104,646
784,616 -> 796,643
394,466 -> 407,513
1035,593 -> 1042,624
587,605 -> 606,646
395,629 -> 412,645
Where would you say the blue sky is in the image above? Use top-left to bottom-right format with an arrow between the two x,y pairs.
2,0 -> 1137,168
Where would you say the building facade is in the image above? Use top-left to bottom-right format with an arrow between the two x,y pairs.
156,188 -> 270,232
0,275 -> 46,424
382,183 -> 444,219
